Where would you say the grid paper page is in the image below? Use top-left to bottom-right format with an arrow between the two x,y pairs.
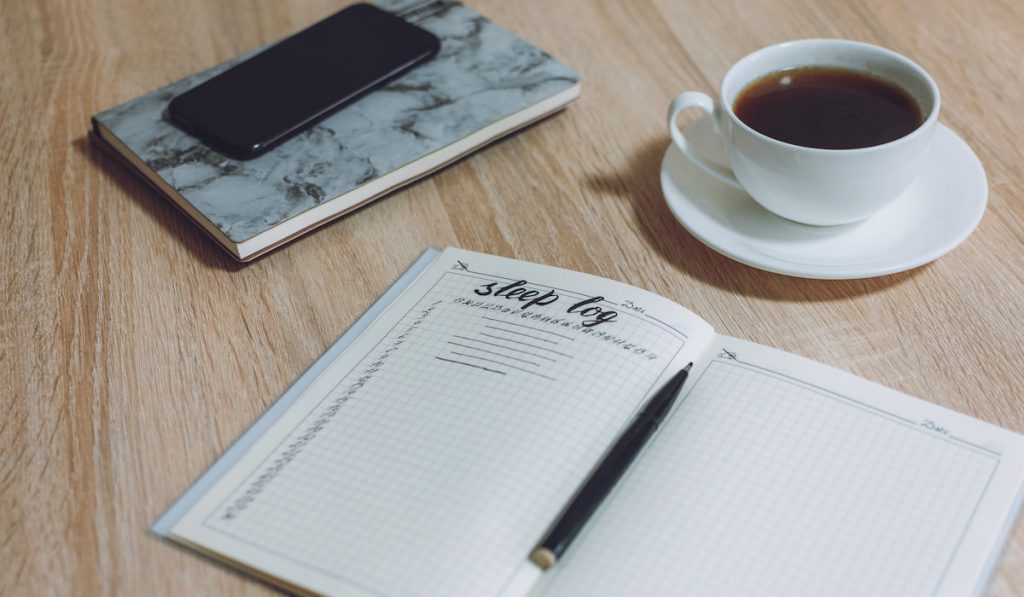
171,249 -> 713,596
537,354 -> 1000,597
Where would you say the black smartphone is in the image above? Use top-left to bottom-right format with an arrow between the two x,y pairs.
168,3 -> 440,159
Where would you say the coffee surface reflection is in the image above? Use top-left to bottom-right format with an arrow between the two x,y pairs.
733,67 -> 923,150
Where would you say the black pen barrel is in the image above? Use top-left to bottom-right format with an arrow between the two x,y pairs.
530,363 -> 691,571
538,416 -> 659,561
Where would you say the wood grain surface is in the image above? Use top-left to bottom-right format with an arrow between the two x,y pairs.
4,0 -> 1024,594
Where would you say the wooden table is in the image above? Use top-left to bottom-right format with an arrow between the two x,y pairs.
4,0 -> 1024,593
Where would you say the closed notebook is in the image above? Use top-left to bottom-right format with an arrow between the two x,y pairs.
91,0 -> 579,261
155,247 -> 1024,597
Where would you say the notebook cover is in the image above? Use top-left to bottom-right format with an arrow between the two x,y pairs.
92,0 -> 579,252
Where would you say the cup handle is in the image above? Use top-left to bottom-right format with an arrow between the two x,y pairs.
667,92 -> 743,189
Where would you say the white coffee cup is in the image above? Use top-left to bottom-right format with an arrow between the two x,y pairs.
667,39 -> 940,226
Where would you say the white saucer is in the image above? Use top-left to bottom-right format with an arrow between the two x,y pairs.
659,117 -> 988,279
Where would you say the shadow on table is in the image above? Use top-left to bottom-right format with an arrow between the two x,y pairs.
585,139 -> 924,302
73,134 -> 244,272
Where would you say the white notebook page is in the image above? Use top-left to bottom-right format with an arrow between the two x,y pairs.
536,337 -> 1024,597
169,248 -> 714,596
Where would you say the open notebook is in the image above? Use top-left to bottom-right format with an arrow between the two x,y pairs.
155,248 -> 1024,596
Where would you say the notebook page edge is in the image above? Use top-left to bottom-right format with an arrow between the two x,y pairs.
151,247 -> 441,537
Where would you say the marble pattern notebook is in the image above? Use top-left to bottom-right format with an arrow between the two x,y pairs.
91,0 -> 579,260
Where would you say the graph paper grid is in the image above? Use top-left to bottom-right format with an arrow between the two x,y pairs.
538,359 -> 999,597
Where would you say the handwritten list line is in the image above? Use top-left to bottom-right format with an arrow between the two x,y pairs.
447,342 -> 541,366
481,316 -> 576,340
483,324 -> 560,345
435,356 -> 505,375
448,352 -> 556,381
478,333 -> 574,358
452,335 -> 558,362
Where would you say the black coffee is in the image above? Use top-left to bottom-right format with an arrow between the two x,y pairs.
733,67 -> 923,149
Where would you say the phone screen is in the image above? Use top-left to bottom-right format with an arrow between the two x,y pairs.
168,3 -> 440,159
